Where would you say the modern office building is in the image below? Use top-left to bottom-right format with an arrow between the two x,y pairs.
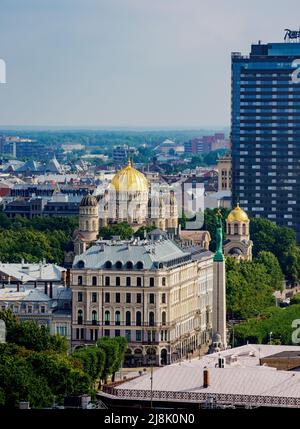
231,36 -> 300,240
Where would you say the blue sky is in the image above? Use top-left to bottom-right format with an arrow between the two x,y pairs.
0,0 -> 299,127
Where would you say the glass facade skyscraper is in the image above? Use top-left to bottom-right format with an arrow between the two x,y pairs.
231,41 -> 300,241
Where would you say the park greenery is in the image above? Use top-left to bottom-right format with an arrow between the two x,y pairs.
0,309 -> 127,409
0,213 -> 78,265
203,208 -> 300,345
232,305 -> 300,347
226,254 -> 282,320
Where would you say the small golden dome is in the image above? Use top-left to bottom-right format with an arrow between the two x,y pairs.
227,204 -> 249,223
111,160 -> 148,192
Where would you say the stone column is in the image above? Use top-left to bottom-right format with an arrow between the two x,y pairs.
212,259 -> 227,348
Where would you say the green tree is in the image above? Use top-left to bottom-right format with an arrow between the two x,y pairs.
0,344 -> 54,408
99,222 -> 134,240
27,351 -> 90,401
0,311 -> 68,353
234,304 -> 300,346
72,346 -> 105,385
250,218 -> 300,283
255,251 -> 284,291
226,257 -> 275,319
96,337 -> 127,383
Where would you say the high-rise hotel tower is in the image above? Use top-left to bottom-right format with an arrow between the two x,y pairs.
231,34 -> 300,240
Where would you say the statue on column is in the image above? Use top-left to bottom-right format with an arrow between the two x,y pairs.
214,209 -> 224,262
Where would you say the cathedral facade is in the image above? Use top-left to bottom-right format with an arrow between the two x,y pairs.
74,160 -> 178,255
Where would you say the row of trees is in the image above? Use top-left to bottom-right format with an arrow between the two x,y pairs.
0,310 -> 127,408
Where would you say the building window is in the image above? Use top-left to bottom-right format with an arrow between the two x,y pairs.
92,310 -> 97,325
116,276 -> 120,286
105,261 -> 112,269
116,292 -> 120,303
105,311 -> 110,326
27,305 -> 32,314
126,293 -> 131,303
76,328 -> 80,339
77,309 -> 83,325
126,311 -> 131,326
81,328 -> 84,339
104,329 -> 110,337
92,276 -> 97,286
56,326 -> 67,336
162,311 -> 166,326
136,330 -> 142,342
150,277 -> 154,287
136,311 -> 142,326
92,292 -> 97,303
41,306 -> 45,314
136,293 -> 142,304
90,329 -> 94,341
105,276 -> 110,286
126,277 -> 131,287
105,292 -> 110,303
149,311 -> 155,326
115,311 -> 121,326
78,276 -> 82,286
137,277 -> 142,287
162,293 -> 166,304
78,292 -> 83,302
149,293 -> 155,304
126,261 -> 133,269
162,277 -> 166,286
125,330 -> 131,342
115,261 -> 123,269
136,261 -> 144,270
115,329 -> 120,337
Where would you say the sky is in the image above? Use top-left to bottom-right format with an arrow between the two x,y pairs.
0,0 -> 300,128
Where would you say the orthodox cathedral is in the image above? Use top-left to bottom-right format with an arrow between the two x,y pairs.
73,160 -> 178,255
224,203 -> 253,261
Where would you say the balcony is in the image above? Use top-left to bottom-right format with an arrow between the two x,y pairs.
76,321 -> 175,328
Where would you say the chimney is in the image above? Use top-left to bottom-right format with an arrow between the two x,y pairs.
218,357 -> 225,368
203,367 -> 210,388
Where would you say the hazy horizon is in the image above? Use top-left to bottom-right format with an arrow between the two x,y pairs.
1,0 -> 299,127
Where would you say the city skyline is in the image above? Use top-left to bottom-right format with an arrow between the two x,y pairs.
1,0 -> 300,127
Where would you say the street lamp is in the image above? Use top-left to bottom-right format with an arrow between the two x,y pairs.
269,331 -> 273,345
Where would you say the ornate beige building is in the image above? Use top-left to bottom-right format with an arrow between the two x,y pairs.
224,204 -> 253,261
71,231 -> 214,366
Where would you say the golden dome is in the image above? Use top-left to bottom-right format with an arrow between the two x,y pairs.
227,204 -> 249,223
111,160 -> 148,192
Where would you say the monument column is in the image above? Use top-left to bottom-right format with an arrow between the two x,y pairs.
212,211 -> 227,350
